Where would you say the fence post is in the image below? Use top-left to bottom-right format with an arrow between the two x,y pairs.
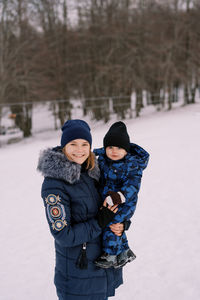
109,97 -> 113,114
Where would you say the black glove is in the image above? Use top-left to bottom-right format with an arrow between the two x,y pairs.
97,206 -> 115,229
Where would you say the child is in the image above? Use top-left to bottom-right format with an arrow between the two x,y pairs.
94,121 -> 149,269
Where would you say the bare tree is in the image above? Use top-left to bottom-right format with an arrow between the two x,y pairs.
1,0 -> 200,130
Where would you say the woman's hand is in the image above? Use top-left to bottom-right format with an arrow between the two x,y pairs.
109,223 -> 124,236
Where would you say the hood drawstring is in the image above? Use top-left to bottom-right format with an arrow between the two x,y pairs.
76,242 -> 88,269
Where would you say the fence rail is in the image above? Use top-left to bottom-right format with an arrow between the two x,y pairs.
0,91 -> 199,147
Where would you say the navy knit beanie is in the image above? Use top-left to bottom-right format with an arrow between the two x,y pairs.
61,119 -> 92,148
103,121 -> 130,152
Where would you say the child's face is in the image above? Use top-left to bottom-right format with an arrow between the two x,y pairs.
106,146 -> 127,161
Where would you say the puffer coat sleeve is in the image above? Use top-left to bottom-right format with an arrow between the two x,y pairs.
115,143 -> 149,222
42,177 -> 102,247
113,164 -> 143,223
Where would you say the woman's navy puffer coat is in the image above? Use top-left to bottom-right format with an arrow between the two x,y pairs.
37,147 -> 123,300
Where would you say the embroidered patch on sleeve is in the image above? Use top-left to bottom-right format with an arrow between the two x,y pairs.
45,194 -> 61,205
52,219 -> 67,231
50,206 -> 62,219
45,194 -> 67,231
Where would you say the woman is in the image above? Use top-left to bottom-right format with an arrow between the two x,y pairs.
37,119 -> 124,300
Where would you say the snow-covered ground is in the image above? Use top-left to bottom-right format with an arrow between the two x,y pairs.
1,104 -> 200,300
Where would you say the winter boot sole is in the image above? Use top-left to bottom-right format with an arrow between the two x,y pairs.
94,261 -> 117,269
114,254 -> 136,269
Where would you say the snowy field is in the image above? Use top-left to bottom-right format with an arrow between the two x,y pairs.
1,104 -> 200,300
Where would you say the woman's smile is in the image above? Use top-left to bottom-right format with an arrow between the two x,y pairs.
63,139 -> 90,164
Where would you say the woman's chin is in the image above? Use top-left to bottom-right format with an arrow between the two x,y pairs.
72,156 -> 87,165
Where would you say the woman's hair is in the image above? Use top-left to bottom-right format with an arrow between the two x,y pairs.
86,151 -> 95,170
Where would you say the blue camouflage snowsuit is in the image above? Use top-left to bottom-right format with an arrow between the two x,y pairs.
94,143 -> 149,255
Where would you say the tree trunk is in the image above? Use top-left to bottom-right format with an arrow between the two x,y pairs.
12,103 -> 32,137
184,85 -> 189,105
135,89 -> 143,117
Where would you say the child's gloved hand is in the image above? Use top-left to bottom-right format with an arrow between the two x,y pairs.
97,207 -> 116,229
105,191 -> 125,206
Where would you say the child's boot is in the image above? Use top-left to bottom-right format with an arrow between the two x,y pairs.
94,253 -> 117,268
114,248 -> 136,269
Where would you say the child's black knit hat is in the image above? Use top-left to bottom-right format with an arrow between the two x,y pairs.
103,121 -> 130,152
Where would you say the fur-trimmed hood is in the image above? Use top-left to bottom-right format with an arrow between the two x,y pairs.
37,146 -> 100,184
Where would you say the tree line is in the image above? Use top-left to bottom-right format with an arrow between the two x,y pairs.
0,0 -> 200,137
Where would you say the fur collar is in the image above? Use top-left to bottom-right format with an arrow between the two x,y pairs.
37,147 -> 100,184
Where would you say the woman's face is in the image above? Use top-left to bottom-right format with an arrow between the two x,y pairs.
63,139 -> 90,165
